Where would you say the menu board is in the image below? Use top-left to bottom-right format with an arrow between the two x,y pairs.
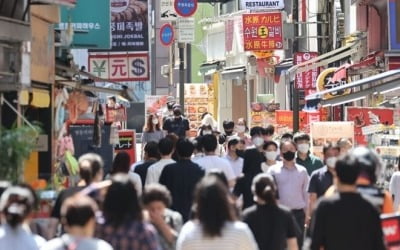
250,103 -> 278,128
181,83 -> 214,138
310,122 -> 354,159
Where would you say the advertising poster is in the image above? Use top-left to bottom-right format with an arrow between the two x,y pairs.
250,103 -> 279,128
115,130 -> 136,164
376,146 -> 400,189
310,122 -> 354,159
242,12 -> 283,51
275,110 -> 320,133
294,52 -> 319,89
346,107 -> 394,145
144,95 -> 168,117
179,84 -> 214,138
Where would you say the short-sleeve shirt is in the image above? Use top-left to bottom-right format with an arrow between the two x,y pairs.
243,204 -> 299,250
296,153 -> 324,175
308,166 -> 333,198
193,155 -> 236,182
163,116 -> 190,138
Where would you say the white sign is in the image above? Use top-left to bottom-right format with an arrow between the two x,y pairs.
178,18 -> 195,43
35,135 -> 48,152
240,0 -> 284,10
160,0 -> 178,21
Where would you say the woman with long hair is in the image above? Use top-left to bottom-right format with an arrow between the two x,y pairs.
142,114 -> 164,144
242,173 -> 299,250
109,151 -> 142,195
96,174 -> 160,250
177,176 -> 257,250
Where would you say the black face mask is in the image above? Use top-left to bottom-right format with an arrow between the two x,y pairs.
282,151 -> 296,161
236,149 -> 245,158
225,130 -> 233,136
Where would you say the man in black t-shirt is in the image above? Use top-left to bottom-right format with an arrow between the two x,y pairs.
309,153 -> 386,250
163,106 -> 190,138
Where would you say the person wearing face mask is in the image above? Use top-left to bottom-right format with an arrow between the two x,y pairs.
306,143 -> 340,226
163,106 -> 190,138
293,133 -> 323,175
142,114 -> 165,145
233,127 -> 266,210
198,124 -> 214,136
236,118 -> 252,147
261,141 -> 280,172
267,140 -> 309,249
224,137 -> 244,178
218,120 -> 235,145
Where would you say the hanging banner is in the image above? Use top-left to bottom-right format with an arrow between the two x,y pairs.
346,107 -> 394,145
310,121 -> 354,159
88,53 -> 149,81
160,0 -> 178,21
144,95 -> 169,117
225,19 -> 234,53
242,12 -> 283,51
240,0 -> 284,10
294,52 -> 319,89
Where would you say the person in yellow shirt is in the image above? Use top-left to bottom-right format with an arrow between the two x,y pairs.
324,147 -> 393,214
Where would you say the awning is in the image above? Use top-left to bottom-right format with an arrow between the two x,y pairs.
285,39 -> 362,80
221,65 -> 246,80
305,69 -> 400,106
199,61 -> 225,76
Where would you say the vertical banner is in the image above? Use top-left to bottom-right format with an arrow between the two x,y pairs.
242,12 -> 283,51
310,122 -> 354,159
115,130 -> 136,165
294,52 -> 319,89
346,107 -> 394,145
225,19 -> 234,53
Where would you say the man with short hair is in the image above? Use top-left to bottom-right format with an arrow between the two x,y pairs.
134,141 -> 160,188
146,138 -> 176,185
193,135 -> 236,187
218,120 -> 235,145
159,139 -> 205,221
310,153 -> 386,250
294,132 -> 323,175
267,140 -> 309,247
224,136 -> 244,178
162,106 -> 190,138
307,143 -> 340,225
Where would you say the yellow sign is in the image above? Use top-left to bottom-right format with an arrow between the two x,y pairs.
316,67 -> 351,100
252,50 -> 273,59
258,26 -> 268,38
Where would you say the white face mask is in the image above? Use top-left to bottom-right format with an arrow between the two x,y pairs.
202,130 -> 212,135
326,157 -> 337,168
297,143 -> 310,154
152,119 -> 159,125
236,125 -> 246,133
253,137 -> 264,147
265,151 -> 278,161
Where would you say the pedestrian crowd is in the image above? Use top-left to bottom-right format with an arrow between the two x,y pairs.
0,114 -> 399,250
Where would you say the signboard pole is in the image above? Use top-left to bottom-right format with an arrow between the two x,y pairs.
179,42 -> 185,113
293,0 -> 300,132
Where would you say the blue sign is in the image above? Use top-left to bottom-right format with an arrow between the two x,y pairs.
160,24 -> 174,46
389,0 -> 400,50
174,0 -> 197,17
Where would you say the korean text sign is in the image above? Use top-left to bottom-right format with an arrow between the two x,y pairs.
294,52 -> 319,89
57,0 -> 111,49
242,12 -> 283,51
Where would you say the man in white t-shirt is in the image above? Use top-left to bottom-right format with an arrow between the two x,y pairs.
224,136 -> 244,178
193,135 -> 236,187
146,137 -> 176,185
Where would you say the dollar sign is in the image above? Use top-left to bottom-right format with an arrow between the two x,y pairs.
131,59 -> 145,76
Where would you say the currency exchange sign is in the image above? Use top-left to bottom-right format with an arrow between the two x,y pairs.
242,12 -> 283,51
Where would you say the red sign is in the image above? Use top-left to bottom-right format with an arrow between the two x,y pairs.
388,56 -> 400,70
88,53 -> 149,81
275,110 -> 320,132
294,52 -> 319,89
242,12 -> 283,51
115,130 -> 136,165
382,215 -> 400,248
346,107 -> 394,145
106,106 -> 127,123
